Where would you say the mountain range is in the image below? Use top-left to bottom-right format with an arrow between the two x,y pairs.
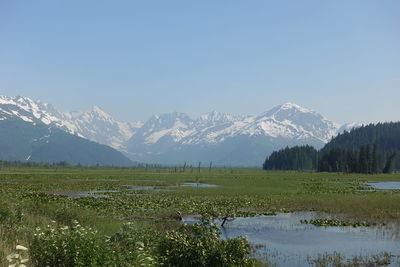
0,94 -> 359,166
0,95 -> 133,166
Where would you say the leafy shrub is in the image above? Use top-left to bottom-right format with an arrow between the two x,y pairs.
110,222 -> 158,266
53,206 -> 81,226
28,219 -> 256,266
158,222 -> 255,267
29,221 -> 114,267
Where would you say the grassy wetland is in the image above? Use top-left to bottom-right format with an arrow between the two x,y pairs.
1,167 -> 400,266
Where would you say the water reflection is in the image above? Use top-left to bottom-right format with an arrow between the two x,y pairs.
366,182 -> 400,190
185,212 -> 400,266
181,182 -> 219,187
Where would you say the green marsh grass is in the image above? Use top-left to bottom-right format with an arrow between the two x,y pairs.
1,167 -> 400,266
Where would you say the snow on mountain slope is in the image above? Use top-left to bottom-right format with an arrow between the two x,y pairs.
238,103 -> 339,142
129,112 -> 194,145
0,95 -> 141,149
0,95 -> 63,126
61,106 -> 142,149
126,103 -> 340,149
1,94 -> 359,165
123,103 -> 346,164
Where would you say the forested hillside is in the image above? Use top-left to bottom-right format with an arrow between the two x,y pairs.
263,122 -> 400,173
263,145 -> 317,170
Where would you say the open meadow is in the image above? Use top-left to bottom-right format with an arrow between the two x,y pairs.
1,167 -> 399,266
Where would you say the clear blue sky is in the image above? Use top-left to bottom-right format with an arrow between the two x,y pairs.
0,1 -> 399,124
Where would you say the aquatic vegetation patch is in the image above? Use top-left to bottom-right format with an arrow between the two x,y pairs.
300,218 -> 385,227
308,251 -> 395,267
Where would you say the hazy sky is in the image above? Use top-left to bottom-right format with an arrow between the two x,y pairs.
0,1 -> 399,124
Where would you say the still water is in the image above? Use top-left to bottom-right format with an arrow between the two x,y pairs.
186,212 -> 400,266
366,182 -> 400,190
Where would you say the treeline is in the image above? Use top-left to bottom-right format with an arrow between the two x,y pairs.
0,160 -> 70,168
263,145 -> 317,171
318,144 -> 396,173
263,122 -> 400,173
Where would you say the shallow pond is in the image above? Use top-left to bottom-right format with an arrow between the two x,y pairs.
122,185 -> 156,190
366,182 -> 400,190
185,212 -> 400,266
180,182 -> 219,188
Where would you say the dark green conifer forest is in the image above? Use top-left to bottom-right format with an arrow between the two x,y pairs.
263,122 -> 400,173
263,145 -> 318,171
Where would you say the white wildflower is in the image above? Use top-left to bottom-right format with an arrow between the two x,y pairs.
16,245 -> 28,251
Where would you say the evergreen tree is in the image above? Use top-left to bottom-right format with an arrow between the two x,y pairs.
383,152 -> 396,174
263,145 -> 318,171
371,144 -> 379,174
264,122 -> 400,173
358,145 -> 368,173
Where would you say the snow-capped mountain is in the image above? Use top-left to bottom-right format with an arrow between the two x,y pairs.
124,103 -> 343,165
238,103 -> 339,143
0,95 -> 133,166
0,95 -> 142,150
61,106 -> 142,150
1,94 -> 359,165
126,103 -> 338,146
0,95 -> 63,125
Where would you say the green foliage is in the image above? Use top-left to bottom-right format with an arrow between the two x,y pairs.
263,145 -> 318,171
0,201 -> 13,224
1,167 -> 400,266
158,222 -> 255,267
320,122 -> 400,172
264,122 -> 400,173
110,222 -> 158,266
0,201 -> 23,232
29,221 -> 114,267
29,220 -> 254,267
382,152 -> 396,174
0,159 -> 71,168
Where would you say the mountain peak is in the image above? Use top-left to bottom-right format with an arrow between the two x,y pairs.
151,112 -> 191,122
91,105 -> 107,114
278,102 -> 312,113
0,95 -> 13,104
200,110 -> 224,120
88,105 -> 114,121
0,93 -> 356,165
258,102 -> 311,118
